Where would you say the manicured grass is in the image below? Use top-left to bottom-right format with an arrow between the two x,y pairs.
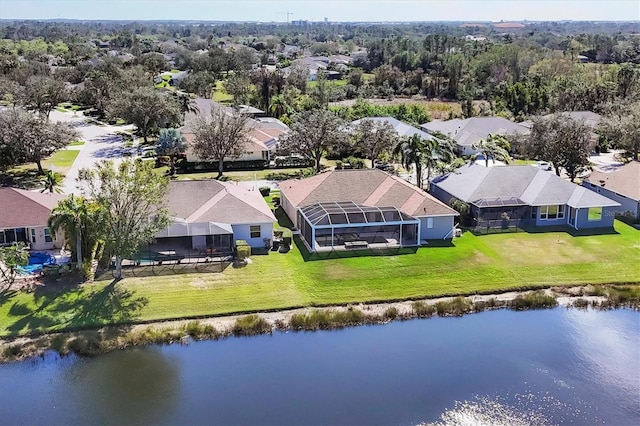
68,140 -> 85,146
307,79 -> 348,90
1,221 -> 638,337
176,168 -> 309,182
42,149 -> 80,170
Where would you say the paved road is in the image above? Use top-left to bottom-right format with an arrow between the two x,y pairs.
50,110 -> 135,195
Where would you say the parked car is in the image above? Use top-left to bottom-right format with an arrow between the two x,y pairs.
535,161 -> 553,171
374,162 -> 394,172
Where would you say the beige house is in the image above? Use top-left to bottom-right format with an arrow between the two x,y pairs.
0,187 -> 65,251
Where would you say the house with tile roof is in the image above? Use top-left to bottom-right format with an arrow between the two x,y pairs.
430,164 -> 620,230
279,169 -> 458,252
0,187 -> 65,250
182,98 -> 288,166
421,117 -> 530,156
152,180 -> 276,253
582,162 -> 640,219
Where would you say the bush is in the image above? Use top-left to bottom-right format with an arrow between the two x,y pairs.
509,291 -> 558,310
434,297 -> 473,316
289,309 -> 365,330
232,314 -> 271,336
183,321 -> 219,339
383,306 -> 399,320
342,156 -> 366,169
259,186 -> 271,196
412,301 -> 435,317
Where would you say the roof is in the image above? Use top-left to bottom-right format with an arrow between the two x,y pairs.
421,117 -> 529,148
0,187 -> 65,229
165,180 -> 276,225
351,117 -> 434,140
280,169 -> 457,217
300,201 -> 417,226
432,164 -> 620,209
585,162 -> 640,201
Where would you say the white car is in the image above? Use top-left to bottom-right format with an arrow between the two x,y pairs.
535,161 -> 553,171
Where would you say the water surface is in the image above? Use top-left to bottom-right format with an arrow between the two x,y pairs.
0,308 -> 638,425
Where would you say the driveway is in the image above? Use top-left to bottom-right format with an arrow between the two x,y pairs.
50,110 -> 135,195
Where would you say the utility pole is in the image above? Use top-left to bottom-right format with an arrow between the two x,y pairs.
280,11 -> 293,23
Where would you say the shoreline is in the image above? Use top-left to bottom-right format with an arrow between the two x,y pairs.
1,284 -> 639,363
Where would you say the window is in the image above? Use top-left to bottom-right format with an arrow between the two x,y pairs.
540,205 -> 565,220
588,207 -> 603,221
530,207 -> 537,219
250,225 -> 261,239
30,229 -> 36,243
44,228 -> 52,243
426,218 -> 434,229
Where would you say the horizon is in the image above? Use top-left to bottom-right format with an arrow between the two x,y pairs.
1,0 -> 639,23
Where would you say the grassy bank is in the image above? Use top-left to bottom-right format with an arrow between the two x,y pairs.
0,221 -> 638,337
2,286 -> 638,362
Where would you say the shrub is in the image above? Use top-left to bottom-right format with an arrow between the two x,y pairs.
183,321 -> 219,339
289,309 -> 365,330
67,332 -> 103,356
232,314 -> 271,336
259,186 -> 271,196
412,301 -> 435,317
509,291 -> 558,310
434,297 -> 473,316
383,306 -> 399,320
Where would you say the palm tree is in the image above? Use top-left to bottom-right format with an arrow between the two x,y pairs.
156,128 -> 186,176
48,195 -> 89,270
471,134 -> 511,167
424,134 -> 456,183
393,134 -> 428,189
40,170 -> 64,193
269,94 -> 292,119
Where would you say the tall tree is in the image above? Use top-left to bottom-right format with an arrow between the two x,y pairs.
280,110 -> 348,173
529,115 -> 593,181
156,128 -> 186,176
191,105 -> 253,178
393,134 -> 429,189
471,134 -> 511,167
424,134 -> 457,181
352,119 -> 398,167
48,195 -> 91,270
78,160 -> 170,280
0,109 -> 78,174
108,86 -> 181,144
19,76 -> 68,119
225,71 -> 252,106
599,101 -> 640,162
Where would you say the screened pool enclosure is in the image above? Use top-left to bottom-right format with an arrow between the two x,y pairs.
296,202 -> 420,252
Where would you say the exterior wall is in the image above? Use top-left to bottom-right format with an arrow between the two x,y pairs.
280,192 -> 299,228
186,150 -> 268,163
534,206 -> 568,227
575,206 -> 616,229
582,182 -> 639,218
30,226 -> 62,251
460,145 -> 478,156
428,185 -> 455,207
231,222 -> 274,248
419,216 -> 455,240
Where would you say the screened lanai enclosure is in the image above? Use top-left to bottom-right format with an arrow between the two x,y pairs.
470,197 -> 533,229
297,202 -> 420,252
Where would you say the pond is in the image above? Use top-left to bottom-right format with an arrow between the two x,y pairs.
0,308 -> 638,425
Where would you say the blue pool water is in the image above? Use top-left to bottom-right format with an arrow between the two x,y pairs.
17,252 -> 56,275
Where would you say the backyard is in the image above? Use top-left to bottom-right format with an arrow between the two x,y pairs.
0,220 -> 638,338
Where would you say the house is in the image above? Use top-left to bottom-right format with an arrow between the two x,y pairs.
153,180 -> 276,253
182,98 -> 288,165
0,188 -> 65,250
279,169 -> 459,252
351,117 -> 435,140
421,117 -> 530,156
430,164 -> 620,230
582,162 -> 640,218
521,111 -> 602,148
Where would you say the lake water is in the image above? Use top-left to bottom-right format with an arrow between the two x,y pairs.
1,308 -> 638,425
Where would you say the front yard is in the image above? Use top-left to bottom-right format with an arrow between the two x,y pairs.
1,221 -> 638,337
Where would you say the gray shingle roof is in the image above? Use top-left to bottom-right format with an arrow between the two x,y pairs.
351,117 -> 434,140
421,117 -> 530,147
432,164 -> 620,208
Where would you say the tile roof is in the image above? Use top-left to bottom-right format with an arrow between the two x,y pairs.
165,180 -> 276,225
432,164 -> 620,208
0,187 -> 65,229
421,117 -> 530,147
585,162 -> 640,201
280,169 -> 457,217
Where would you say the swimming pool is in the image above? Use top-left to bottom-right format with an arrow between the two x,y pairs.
17,252 -> 56,275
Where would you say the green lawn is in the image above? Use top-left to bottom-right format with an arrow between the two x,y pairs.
176,168 -> 311,182
1,220 -> 638,337
42,149 -> 80,170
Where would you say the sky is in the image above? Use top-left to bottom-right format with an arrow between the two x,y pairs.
1,0 -> 639,22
